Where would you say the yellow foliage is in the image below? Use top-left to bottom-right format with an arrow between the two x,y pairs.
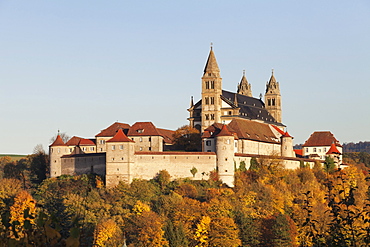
93,219 -> 118,247
133,200 -> 151,215
9,190 -> 37,239
194,216 -> 211,247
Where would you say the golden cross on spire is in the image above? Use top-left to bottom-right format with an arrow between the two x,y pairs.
210,42 -> 213,50
272,68 -> 274,75
243,69 -> 245,76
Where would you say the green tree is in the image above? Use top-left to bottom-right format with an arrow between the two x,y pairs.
249,157 -> 259,171
324,156 -> 336,173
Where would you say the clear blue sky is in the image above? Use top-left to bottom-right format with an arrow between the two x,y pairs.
1,1 -> 369,154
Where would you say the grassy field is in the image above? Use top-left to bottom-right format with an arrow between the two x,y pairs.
0,154 -> 28,161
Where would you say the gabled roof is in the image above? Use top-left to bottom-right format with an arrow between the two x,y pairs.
326,142 -> 341,155
107,129 -> 134,143
96,122 -> 130,137
222,90 -> 283,125
128,122 -> 161,136
302,131 -> 342,147
66,136 -> 83,146
204,119 -> 280,144
271,125 -> 285,135
79,139 -> 96,146
50,135 -> 66,147
228,119 -> 281,144
283,131 -> 293,138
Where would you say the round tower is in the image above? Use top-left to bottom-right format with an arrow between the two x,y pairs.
105,129 -> 135,187
281,131 -> 294,157
215,125 -> 235,187
49,135 -> 68,177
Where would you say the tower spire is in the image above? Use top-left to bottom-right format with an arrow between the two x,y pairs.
203,46 -> 220,75
237,70 -> 252,97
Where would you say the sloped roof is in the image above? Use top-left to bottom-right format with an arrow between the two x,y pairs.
271,125 -> 285,135
50,135 -> 66,147
79,139 -> 96,146
96,122 -> 130,137
216,125 -> 234,137
66,136 -> 83,146
228,119 -> 281,144
222,90 -> 283,125
294,149 -> 303,156
107,129 -> 134,143
128,122 -> 161,136
204,47 -> 220,73
326,142 -> 341,155
302,131 -> 342,147
157,128 -> 175,144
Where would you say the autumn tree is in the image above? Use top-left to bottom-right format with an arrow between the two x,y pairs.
29,145 -> 49,184
9,190 -> 37,240
172,125 -> 201,151
93,219 -> 119,247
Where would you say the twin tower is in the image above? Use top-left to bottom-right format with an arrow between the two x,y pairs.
195,46 -> 282,133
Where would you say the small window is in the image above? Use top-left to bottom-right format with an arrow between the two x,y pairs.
210,97 -> 215,105
306,148 -> 308,152
90,147 -> 94,151
139,137 -> 143,142
148,147 -> 151,151
120,145 -> 123,150
140,147 -> 143,151
206,140 -> 211,146
112,145 -> 115,150
137,129 -> 144,133
324,148 -> 326,152
313,148 -> 317,152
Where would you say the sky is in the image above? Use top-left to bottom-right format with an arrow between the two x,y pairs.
0,0 -> 369,154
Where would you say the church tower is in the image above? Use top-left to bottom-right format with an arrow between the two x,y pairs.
201,46 -> 223,132
264,70 -> 282,123
237,70 -> 252,97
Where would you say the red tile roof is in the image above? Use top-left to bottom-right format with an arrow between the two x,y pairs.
157,128 -> 175,144
302,131 -> 342,147
128,122 -> 161,136
79,139 -> 96,146
326,142 -> 341,154
50,135 -> 66,146
227,119 -> 280,144
202,130 -> 212,138
216,125 -> 234,137
66,136 -> 83,146
271,125 -> 285,135
283,131 -> 293,138
294,149 -> 303,156
107,129 -> 134,143
95,122 -> 130,137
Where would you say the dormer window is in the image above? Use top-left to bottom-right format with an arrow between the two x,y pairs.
137,129 -> 144,133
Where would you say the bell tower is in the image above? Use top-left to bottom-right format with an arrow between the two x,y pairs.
201,46 -> 222,132
264,69 -> 282,123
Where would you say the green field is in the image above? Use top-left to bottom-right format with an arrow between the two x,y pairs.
0,154 -> 28,161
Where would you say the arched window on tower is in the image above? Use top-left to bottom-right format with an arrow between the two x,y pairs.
268,99 -> 271,106
205,114 -> 209,120
205,81 -> 210,89
205,97 -> 209,105
210,97 -> 215,105
211,81 -> 214,89
272,98 -> 276,106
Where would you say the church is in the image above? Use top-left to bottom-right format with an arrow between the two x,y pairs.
49,47 -> 339,187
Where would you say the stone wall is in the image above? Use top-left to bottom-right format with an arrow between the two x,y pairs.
132,152 -> 217,181
61,153 -> 106,176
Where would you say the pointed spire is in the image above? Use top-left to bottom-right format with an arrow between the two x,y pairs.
269,68 -> 277,84
327,142 -> 341,155
50,135 -> 66,146
190,96 -> 194,107
204,46 -> 220,74
216,124 -> 234,137
237,70 -> 252,97
107,129 -> 134,143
